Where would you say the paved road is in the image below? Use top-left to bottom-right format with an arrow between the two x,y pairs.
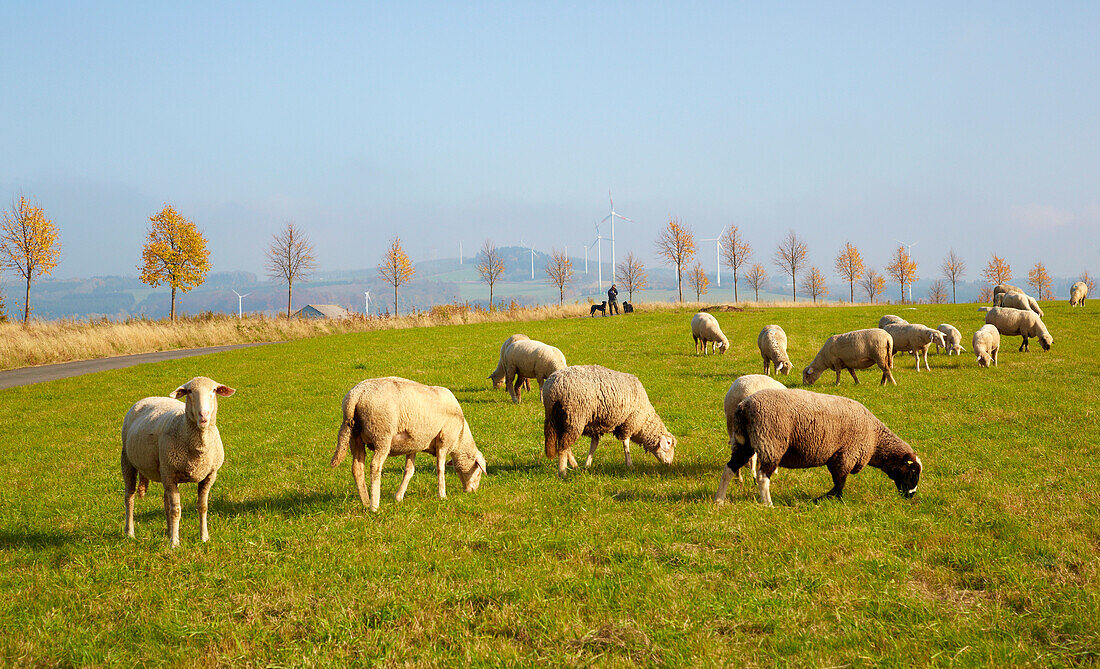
0,343 -> 275,390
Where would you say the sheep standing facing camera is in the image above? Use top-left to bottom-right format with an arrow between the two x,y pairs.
757,325 -> 794,375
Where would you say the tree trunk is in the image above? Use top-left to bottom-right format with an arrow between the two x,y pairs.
170,286 -> 177,321
733,273 -> 739,302
900,283 -> 905,304
489,284 -> 494,311
791,276 -> 796,302
754,287 -> 759,302
559,288 -> 563,305
286,281 -> 293,318
952,282 -> 956,304
850,281 -> 854,303
394,285 -> 399,315
677,266 -> 683,302
23,275 -> 30,324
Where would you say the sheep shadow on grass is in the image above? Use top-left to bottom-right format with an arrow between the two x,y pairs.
132,490 -> 342,522
0,529 -> 74,549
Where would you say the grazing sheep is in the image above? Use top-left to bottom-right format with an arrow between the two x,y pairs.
488,334 -> 531,392
757,324 -> 794,375
1070,281 -> 1088,307
992,283 -> 1025,306
691,312 -> 730,355
985,307 -> 1053,352
715,374 -> 786,499
500,339 -> 567,403
935,324 -> 965,355
802,328 -> 896,386
1000,291 -> 1045,318
331,377 -> 487,512
121,376 -> 236,547
542,365 -> 676,477
972,324 -> 1000,368
884,323 -> 947,371
878,315 -> 907,329
719,388 -> 922,506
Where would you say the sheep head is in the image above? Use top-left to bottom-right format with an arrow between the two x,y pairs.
976,351 -> 992,368
802,364 -> 823,386
717,340 -> 729,354
488,370 -> 506,389
1039,333 -> 1053,351
883,453 -> 922,499
646,433 -> 676,466
929,330 -> 947,350
778,360 -> 795,375
453,421 -> 487,492
170,377 -> 235,429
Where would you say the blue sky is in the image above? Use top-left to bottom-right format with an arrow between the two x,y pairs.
2,2 -> 1097,280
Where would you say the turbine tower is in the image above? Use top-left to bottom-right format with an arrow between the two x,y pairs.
601,191 -> 634,278
231,290 -> 250,319
702,226 -> 728,288
589,223 -> 607,291
364,290 -> 371,315
520,240 -> 536,279
894,239 -> 918,303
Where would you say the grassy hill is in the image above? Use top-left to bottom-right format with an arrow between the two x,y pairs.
2,303 -> 1098,665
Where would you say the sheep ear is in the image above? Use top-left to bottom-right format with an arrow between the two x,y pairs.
215,385 -> 236,397
170,386 -> 189,399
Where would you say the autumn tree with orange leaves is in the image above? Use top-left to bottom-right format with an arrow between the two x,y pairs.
719,225 -> 752,302
1027,262 -> 1053,301
654,218 -> 696,302
615,252 -> 648,301
266,222 -> 317,318
1079,272 -> 1095,295
477,240 -> 505,310
1,196 -> 62,324
886,245 -> 919,303
861,269 -> 886,303
139,204 -> 209,321
745,263 -> 768,302
833,242 -> 864,303
378,237 -> 415,314
544,248 -> 574,305
981,255 -> 1012,287
801,266 -> 829,303
687,263 -> 709,301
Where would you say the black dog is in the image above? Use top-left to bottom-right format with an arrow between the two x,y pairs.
589,301 -> 607,317
622,301 -> 634,313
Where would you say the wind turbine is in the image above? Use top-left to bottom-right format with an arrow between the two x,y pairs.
231,290 -> 250,319
894,239 -> 918,303
459,240 -> 463,266
520,239 -> 535,279
589,223 -> 607,291
364,290 -> 371,315
601,191 -> 634,276
702,226 -> 728,287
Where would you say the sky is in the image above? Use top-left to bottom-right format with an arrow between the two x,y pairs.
1,1 -> 1098,282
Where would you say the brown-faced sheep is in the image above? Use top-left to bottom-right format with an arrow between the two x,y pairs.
972,324 -> 1000,368
984,307 -> 1053,352
757,324 -> 794,375
802,328 -> 896,386
501,339 -> 567,403
715,374 -> 786,500
121,376 -> 236,547
331,377 -> 487,512
1070,281 -> 1088,307
691,312 -> 730,355
488,334 -> 531,392
935,324 -> 965,355
542,365 -> 675,477
883,323 -> 947,371
721,388 -> 923,506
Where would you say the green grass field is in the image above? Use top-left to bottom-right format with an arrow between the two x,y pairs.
2,303 -> 1098,666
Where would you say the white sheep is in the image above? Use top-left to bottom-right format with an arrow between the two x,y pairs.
720,388 -> 923,506
691,312 -> 730,355
999,291 -> 1045,318
878,315 -> 907,329
331,377 -> 486,512
883,322 -> 947,371
715,374 -> 786,500
501,339 -> 567,403
542,364 -> 676,477
802,328 -> 896,386
488,334 -> 531,392
972,324 -> 1000,368
935,324 -> 965,355
1070,281 -> 1088,307
757,324 -> 794,375
121,376 -> 236,547
992,283 -> 1025,306
984,307 -> 1053,352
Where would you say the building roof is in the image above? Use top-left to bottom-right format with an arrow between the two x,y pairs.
293,304 -> 351,318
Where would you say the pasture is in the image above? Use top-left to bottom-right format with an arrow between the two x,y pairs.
2,303 -> 1098,666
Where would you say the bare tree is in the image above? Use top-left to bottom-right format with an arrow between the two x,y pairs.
615,252 -> 648,301
940,249 -> 966,304
477,239 -> 505,310
860,269 -> 886,303
687,263 -> 709,301
654,217 -> 696,302
719,225 -> 752,302
927,279 -> 948,304
745,263 -> 768,302
265,222 -> 317,318
544,248 -> 574,305
772,229 -> 808,301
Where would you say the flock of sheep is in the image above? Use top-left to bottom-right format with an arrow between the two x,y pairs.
118,281 -> 1083,546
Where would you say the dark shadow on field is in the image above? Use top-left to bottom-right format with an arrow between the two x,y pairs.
577,461 -> 718,479
487,462 -> 543,474
0,529 -> 74,549
610,487 -> 716,503
132,491 -> 342,521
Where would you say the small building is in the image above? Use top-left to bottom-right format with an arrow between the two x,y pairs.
293,304 -> 351,320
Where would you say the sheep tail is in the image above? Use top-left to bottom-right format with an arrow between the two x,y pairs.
544,400 -> 566,459
885,338 -> 894,370
331,413 -> 356,468
731,402 -> 750,449
137,475 -> 149,498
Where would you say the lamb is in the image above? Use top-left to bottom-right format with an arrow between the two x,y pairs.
1070,281 -> 1088,307
972,324 -> 1000,368
500,339 -> 567,403
878,315 -> 907,329
935,324 -> 965,355
984,307 -> 1053,352
718,388 -> 923,506
331,377 -> 487,512
999,291 -> 1045,318
883,322 -> 947,371
714,374 -> 786,499
757,324 -> 794,375
691,312 -> 730,355
542,364 -> 676,477
488,334 -> 531,392
802,328 -> 896,386
121,376 -> 236,547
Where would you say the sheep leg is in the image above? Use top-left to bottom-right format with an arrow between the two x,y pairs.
584,435 -> 599,467
436,450 -> 448,499
395,454 -> 415,502
912,351 -> 920,371
351,438 -> 370,509
834,369 -> 842,385
847,368 -> 859,385
623,439 -> 634,468
763,358 -> 770,375
369,442 -> 392,511
510,374 -> 524,403
881,364 -> 897,386
163,479 -> 182,548
756,468 -> 774,507
721,441 -> 756,502
122,454 -> 137,539
196,470 -> 217,542
817,464 -> 847,501
557,449 -> 572,477
567,451 -> 579,468
923,348 -> 931,371
992,348 -> 998,366
1019,336 -> 1028,352
715,466 -> 736,504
